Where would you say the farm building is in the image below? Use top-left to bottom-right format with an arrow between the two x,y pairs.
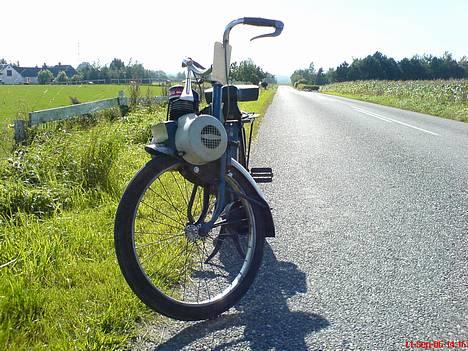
0,63 -> 76,84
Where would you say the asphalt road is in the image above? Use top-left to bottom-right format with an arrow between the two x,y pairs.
135,86 -> 467,350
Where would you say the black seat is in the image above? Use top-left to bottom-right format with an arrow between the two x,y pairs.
222,86 -> 242,121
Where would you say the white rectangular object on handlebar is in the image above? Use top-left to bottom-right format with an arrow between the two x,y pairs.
212,42 -> 231,85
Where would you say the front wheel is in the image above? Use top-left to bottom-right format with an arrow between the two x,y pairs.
114,155 -> 265,321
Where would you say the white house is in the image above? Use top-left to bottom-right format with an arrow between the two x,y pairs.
0,64 -> 76,84
0,64 -> 24,84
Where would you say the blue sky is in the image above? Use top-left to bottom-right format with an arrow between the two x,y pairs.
1,0 -> 466,76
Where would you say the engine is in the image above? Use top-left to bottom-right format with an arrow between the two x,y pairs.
175,113 -> 228,165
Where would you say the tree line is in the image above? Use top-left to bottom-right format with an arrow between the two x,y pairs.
75,58 -> 277,84
74,58 -> 174,82
2,57 -> 276,85
291,52 -> 468,86
230,59 -> 276,85
0,57 -> 181,83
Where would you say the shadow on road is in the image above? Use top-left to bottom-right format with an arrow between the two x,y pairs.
155,244 -> 329,350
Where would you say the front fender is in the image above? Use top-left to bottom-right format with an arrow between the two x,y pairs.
145,120 -> 178,157
230,159 -> 275,237
144,142 -> 177,157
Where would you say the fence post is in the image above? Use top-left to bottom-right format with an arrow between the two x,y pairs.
118,91 -> 129,116
14,119 -> 26,143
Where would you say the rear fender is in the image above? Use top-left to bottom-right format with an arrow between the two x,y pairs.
229,159 -> 275,237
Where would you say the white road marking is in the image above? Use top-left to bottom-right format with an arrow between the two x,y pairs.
292,90 -> 440,136
351,107 -> 440,136
352,107 -> 393,123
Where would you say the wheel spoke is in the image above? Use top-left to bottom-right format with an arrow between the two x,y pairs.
147,185 -> 186,223
136,215 -> 182,232
170,172 -> 189,206
140,200 -> 184,226
154,177 -> 187,225
135,233 -> 184,248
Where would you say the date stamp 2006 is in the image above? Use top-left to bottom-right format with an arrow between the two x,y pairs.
405,340 -> 467,349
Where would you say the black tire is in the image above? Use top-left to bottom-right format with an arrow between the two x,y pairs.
114,155 -> 265,321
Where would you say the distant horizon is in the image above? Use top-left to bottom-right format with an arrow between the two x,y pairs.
2,49 -> 465,82
3,50 -> 467,79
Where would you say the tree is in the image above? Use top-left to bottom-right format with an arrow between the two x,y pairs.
293,51 -> 467,84
149,70 -> 168,81
37,69 -> 54,84
128,63 -> 145,79
77,62 -> 91,71
75,59 -> 169,82
0,58 -> 6,64
439,52 -> 464,79
54,70 -> 68,83
399,56 -> 428,80
71,74 -> 82,82
109,58 -> 125,71
459,56 -> 468,77
334,62 -> 349,82
315,67 -> 328,85
230,59 -> 267,85
263,72 -> 277,84
290,61 -> 317,85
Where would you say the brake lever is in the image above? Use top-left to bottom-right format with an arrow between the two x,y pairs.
250,26 -> 283,41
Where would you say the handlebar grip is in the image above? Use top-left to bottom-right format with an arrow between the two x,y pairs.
243,17 -> 284,30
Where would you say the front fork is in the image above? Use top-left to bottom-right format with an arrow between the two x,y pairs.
196,83 -> 242,236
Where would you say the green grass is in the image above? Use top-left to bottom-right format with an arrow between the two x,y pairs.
320,80 -> 468,122
0,87 -> 278,350
0,85 -> 163,123
239,85 -> 277,140
0,107 -> 162,350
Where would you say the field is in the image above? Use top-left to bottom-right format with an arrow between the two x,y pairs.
0,84 -> 164,122
0,84 -> 164,157
0,86 -> 277,350
320,80 -> 468,122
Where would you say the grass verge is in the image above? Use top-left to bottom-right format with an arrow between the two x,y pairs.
0,106 -> 163,350
239,85 -> 277,140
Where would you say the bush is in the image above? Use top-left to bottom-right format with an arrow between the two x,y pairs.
293,78 -> 307,89
0,123 -> 124,218
54,71 -> 68,83
0,180 -> 69,217
301,84 -> 320,91
128,82 -> 141,110
79,130 -> 122,193
71,74 -> 82,82
37,69 -> 54,84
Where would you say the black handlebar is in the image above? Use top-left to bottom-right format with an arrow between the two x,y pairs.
223,17 -> 284,44
243,17 -> 283,29
242,17 -> 284,41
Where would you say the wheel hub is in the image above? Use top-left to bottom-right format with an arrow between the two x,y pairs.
184,224 -> 202,242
